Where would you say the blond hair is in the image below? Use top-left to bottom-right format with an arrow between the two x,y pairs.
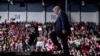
53,6 -> 61,11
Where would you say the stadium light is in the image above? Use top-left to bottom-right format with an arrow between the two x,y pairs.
81,0 -> 85,6
8,0 -> 14,5
42,0 -> 45,7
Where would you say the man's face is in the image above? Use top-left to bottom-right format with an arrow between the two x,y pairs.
52,6 -> 60,15
53,8 -> 59,15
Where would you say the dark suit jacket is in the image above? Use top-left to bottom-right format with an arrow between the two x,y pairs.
54,11 -> 71,35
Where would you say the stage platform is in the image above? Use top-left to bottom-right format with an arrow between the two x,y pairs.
0,52 -> 64,56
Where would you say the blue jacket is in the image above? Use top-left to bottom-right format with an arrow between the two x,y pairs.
54,11 -> 71,35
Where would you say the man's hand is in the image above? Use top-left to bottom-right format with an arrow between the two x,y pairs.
62,30 -> 66,34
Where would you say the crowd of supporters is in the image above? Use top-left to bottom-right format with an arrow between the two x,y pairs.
0,21 -> 100,56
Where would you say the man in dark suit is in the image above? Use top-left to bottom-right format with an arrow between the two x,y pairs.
50,6 -> 71,56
